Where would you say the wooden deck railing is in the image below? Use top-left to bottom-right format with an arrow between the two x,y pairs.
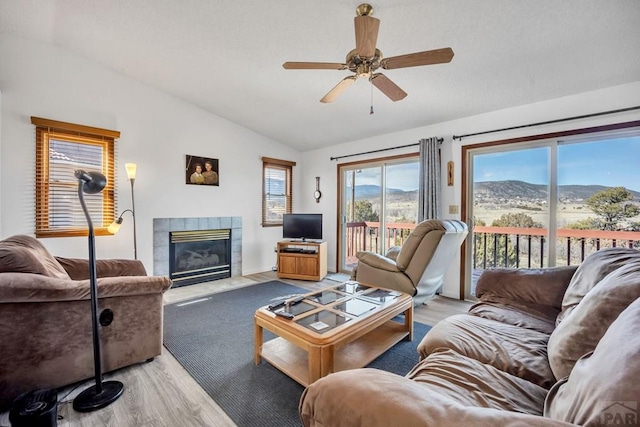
473,226 -> 640,268
345,222 -> 640,269
345,222 -> 415,266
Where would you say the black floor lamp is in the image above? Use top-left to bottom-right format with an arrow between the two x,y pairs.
72,169 -> 124,412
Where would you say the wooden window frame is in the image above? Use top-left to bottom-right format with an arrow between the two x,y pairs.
262,157 -> 296,227
32,117 -> 118,238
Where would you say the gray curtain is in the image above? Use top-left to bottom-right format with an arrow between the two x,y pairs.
418,137 -> 441,221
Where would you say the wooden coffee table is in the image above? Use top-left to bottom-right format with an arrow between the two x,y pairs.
254,282 -> 413,386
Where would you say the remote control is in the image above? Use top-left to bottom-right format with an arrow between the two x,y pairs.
268,301 -> 285,311
286,296 -> 305,306
274,310 -> 294,320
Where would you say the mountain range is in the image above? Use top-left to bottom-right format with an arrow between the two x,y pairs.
347,180 -> 640,202
474,180 -> 640,202
270,179 -> 640,203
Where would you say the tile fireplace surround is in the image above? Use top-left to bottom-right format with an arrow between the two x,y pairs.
153,216 -> 242,279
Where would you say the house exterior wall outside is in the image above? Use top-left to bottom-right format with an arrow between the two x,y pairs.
0,34 -> 301,275
300,81 -> 640,298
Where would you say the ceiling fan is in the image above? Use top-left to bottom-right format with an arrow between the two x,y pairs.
282,3 -> 454,104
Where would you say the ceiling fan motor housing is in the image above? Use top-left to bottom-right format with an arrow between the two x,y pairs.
346,48 -> 382,77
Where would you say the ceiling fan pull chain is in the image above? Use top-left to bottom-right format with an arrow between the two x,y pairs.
370,78 -> 374,114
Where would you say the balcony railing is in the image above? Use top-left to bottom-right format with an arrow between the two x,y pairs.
345,221 -> 415,268
345,222 -> 640,270
472,226 -> 640,269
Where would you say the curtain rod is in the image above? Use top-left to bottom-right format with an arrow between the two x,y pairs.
330,137 -> 443,161
452,106 -> 640,141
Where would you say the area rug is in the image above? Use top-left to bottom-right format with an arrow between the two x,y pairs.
325,272 -> 352,283
163,281 -> 431,427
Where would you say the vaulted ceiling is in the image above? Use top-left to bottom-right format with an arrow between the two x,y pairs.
2,1 -> 639,151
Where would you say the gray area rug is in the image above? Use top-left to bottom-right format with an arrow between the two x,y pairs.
163,280 -> 431,427
325,272 -> 352,283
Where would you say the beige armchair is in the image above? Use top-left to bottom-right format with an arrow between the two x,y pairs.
352,219 -> 468,304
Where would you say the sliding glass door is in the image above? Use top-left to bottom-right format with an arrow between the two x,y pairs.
464,128 -> 640,299
468,145 -> 551,297
338,155 -> 419,273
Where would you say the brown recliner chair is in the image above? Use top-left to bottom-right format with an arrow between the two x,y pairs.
352,219 -> 468,305
0,234 -> 173,409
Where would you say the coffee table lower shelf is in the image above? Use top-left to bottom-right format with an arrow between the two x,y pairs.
259,320 -> 410,387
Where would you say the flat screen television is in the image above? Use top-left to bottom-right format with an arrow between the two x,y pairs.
283,213 -> 323,241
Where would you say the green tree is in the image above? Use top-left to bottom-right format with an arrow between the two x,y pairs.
348,200 -> 379,222
584,187 -> 640,231
491,212 -> 543,228
565,218 -> 603,230
474,213 -> 541,268
355,200 -> 379,221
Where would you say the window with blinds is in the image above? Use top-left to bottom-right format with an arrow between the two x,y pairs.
32,117 -> 118,237
262,157 -> 296,226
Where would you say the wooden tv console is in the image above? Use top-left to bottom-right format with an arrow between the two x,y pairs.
277,240 -> 327,281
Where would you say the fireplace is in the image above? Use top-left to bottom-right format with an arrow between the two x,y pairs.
153,216 -> 242,283
169,229 -> 231,287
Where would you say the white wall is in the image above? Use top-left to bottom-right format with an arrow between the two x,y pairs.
301,81 -> 640,298
0,88 -> 2,238
0,34 -> 301,275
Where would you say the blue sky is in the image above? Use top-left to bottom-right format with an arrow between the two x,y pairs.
474,136 -> 640,191
349,162 -> 420,191
347,135 -> 640,192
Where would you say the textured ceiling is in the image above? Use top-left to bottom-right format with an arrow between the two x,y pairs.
2,0 -> 640,151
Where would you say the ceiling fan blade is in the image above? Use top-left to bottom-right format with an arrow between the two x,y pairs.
354,15 -> 380,58
283,62 -> 348,70
380,47 -> 454,70
371,73 -> 407,102
320,76 -> 357,103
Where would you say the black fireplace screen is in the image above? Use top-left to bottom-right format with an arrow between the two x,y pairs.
169,229 -> 231,287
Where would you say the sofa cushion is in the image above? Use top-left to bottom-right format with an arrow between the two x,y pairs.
547,261 -> 640,380
544,297 -> 640,426
475,266 -> 576,314
407,348 -> 548,415
556,247 -> 640,325
468,301 -> 557,335
418,314 -> 555,388
0,235 -> 69,279
55,257 -> 148,279
300,368 -> 571,427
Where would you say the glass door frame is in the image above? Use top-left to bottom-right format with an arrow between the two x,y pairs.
464,139 -> 556,301
460,120 -> 640,300
336,153 -> 419,274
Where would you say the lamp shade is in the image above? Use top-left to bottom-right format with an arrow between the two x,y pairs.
125,163 -> 137,180
107,220 -> 122,234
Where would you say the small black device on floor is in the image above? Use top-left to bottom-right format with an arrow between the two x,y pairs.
9,388 -> 58,427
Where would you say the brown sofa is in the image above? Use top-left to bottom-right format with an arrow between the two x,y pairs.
300,247 -> 640,426
0,235 -> 173,408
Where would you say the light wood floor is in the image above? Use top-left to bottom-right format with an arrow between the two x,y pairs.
0,272 -> 471,427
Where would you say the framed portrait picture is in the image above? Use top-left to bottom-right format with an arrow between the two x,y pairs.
185,154 -> 219,186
